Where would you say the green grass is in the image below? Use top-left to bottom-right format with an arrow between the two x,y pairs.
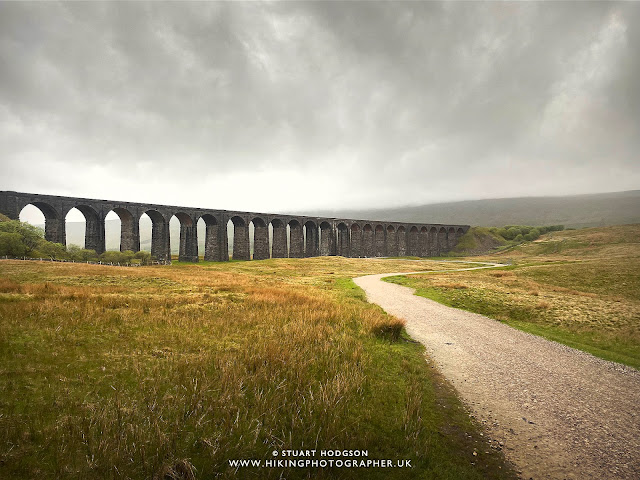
0,259 -> 515,479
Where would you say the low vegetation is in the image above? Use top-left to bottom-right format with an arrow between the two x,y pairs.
387,224 -> 640,369
0,217 -> 152,265
449,224 -> 565,256
0,257 -> 515,479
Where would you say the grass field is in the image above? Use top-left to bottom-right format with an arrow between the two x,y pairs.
0,257 -> 515,479
386,225 -> 640,369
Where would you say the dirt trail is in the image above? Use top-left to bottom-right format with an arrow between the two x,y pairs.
354,269 -> 640,480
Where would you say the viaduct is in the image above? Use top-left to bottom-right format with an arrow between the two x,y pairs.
0,191 -> 470,262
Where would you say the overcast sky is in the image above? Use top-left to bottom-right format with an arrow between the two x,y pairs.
2,1 -> 639,222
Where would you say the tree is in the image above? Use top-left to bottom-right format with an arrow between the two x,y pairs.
0,219 -> 44,254
35,242 -> 67,259
0,232 -> 28,256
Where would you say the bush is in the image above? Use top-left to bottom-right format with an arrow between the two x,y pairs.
66,245 -> 99,262
100,250 -> 136,264
134,251 -> 152,265
495,224 -> 564,243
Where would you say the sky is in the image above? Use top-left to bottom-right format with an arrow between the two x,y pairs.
1,1 -> 639,223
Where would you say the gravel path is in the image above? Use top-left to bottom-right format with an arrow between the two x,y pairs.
354,270 -> 640,480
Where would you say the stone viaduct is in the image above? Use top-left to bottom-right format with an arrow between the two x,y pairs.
0,191 -> 470,262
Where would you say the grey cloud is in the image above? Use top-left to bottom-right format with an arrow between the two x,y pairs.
0,1 -> 638,210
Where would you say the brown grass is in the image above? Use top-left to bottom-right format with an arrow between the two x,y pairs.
0,258 -> 513,479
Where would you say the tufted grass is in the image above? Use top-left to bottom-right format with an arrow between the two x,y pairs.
0,258 -> 515,479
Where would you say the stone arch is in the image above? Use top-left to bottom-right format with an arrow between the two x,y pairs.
319,221 -> 333,256
251,217 -> 269,260
429,227 -> 439,256
362,224 -> 374,257
143,209 -> 170,262
200,214 -> 225,261
69,204 -> 104,254
108,207 -> 139,252
385,225 -> 397,257
336,222 -> 349,257
230,216 -> 250,260
170,212 -> 198,262
20,202 -> 63,245
270,218 -> 287,259
304,220 -> 318,257
397,226 -> 407,257
419,226 -> 429,257
408,226 -> 419,256
288,219 -> 304,258
350,223 -> 362,258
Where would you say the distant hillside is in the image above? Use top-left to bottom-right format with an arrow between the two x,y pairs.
308,190 -> 640,228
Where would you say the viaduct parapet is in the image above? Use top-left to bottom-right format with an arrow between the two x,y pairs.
0,191 -> 470,262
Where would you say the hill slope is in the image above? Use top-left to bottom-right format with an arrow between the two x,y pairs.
309,190 -> 640,228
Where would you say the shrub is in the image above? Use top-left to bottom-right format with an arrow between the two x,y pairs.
66,245 -> 99,262
100,250 -> 136,264
134,251 -> 152,265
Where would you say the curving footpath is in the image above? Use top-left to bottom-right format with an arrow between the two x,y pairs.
354,266 -> 640,479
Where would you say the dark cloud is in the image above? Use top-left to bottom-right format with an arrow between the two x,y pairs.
1,1 -> 638,211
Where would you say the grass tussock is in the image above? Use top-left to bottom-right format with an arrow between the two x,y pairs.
0,258 -> 514,480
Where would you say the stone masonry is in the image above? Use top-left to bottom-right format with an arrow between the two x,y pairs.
0,191 -> 470,263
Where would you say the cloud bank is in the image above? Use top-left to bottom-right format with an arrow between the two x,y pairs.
1,1 -> 638,215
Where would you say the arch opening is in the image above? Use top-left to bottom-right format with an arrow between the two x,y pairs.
64,207 -> 84,249
18,204 -> 48,242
